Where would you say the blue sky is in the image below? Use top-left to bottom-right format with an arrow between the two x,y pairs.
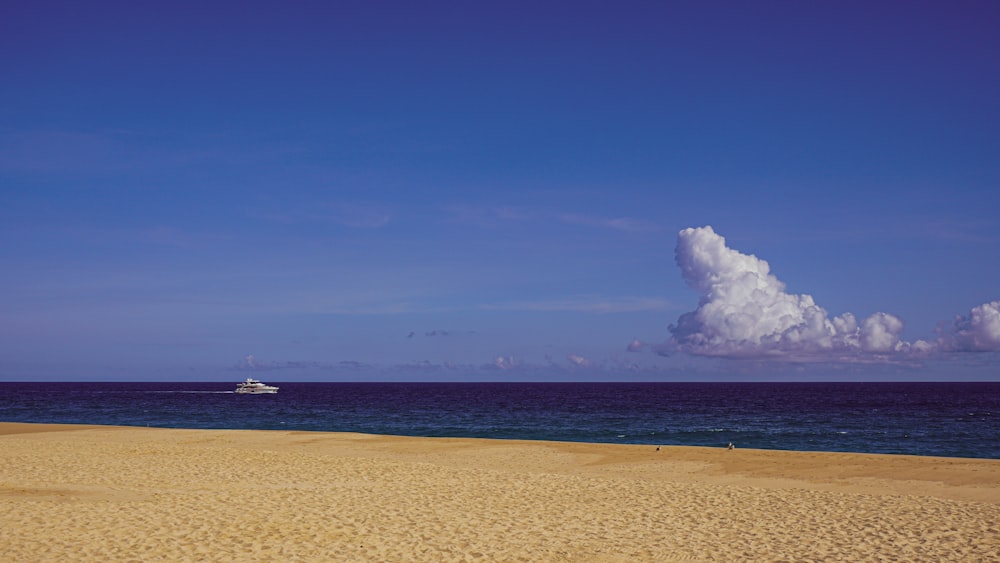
2,1 -> 998,381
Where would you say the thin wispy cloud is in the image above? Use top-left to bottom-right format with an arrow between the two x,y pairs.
805,216 -> 1000,245
0,128 -> 301,177
444,204 -> 659,234
558,213 -> 661,233
252,200 -> 392,229
0,129 -> 145,175
408,330 -> 477,338
444,204 -> 537,227
320,202 -> 392,229
483,295 -> 673,314
134,226 -> 227,248
895,217 -> 1000,244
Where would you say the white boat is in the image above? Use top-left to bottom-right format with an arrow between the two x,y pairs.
235,378 -> 279,394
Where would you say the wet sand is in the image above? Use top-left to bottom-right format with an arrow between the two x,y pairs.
2,422 -> 998,561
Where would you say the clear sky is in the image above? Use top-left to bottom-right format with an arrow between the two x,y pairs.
2,1 -> 998,381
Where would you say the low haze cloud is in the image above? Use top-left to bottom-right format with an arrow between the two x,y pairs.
666,226 -> 999,362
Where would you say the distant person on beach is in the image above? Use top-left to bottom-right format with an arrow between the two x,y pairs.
727,442 -> 734,450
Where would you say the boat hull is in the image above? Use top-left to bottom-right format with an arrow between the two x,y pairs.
235,378 -> 279,394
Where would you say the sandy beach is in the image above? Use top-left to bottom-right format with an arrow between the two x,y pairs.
1,422 -> 998,561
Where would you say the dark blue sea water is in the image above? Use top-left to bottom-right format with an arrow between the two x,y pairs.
2,382 -> 998,459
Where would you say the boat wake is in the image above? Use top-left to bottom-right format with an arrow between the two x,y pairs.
150,390 -> 235,394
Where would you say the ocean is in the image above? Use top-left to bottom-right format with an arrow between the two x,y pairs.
2,382 -> 998,459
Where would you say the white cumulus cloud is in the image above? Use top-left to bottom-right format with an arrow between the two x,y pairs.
938,300 -> 1000,352
667,226 -> 940,361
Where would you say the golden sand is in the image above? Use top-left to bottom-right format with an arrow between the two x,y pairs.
1,422 -> 998,561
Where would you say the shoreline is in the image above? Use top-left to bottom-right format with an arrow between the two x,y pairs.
2,422 -> 999,560
3,418 -> 993,460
